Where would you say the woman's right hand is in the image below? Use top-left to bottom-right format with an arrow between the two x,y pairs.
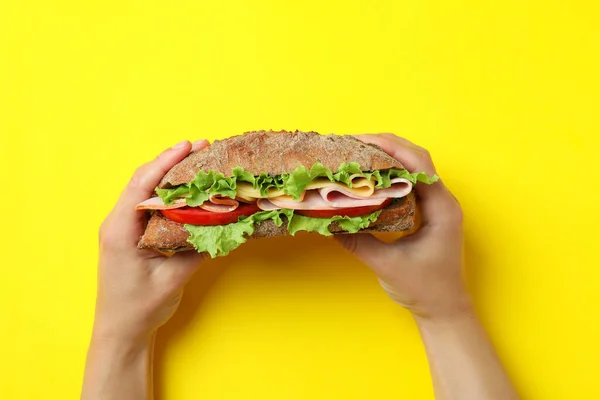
337,133 -> 471,320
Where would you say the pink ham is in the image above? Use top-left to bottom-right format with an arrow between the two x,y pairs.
258,191 -> 338,211
318,189 -> 388,208
369,178 -> 412,199
135,194 -> 240,213
318,178 -> 412,207
199,195 -> 239,213
317,185 -> 387,208
256,199 -> 280,211
258,190 -> 388,211
135,197 -> 187,211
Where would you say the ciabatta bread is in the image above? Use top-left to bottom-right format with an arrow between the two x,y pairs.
139,130 -> 415,252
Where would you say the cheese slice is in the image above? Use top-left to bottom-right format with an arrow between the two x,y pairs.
236,182 -> 287,199
258,191 -> 336,211
306,175 -> 375,197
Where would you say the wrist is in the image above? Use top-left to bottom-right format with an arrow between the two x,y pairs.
82,329 -> 154,399
91,310 -> 157,349
89,330 -> 154,364
410,293 -> 475,325
412,301 -> 477,330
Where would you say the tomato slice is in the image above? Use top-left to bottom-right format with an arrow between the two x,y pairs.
296,198 -> 393,219
161,203 -> 261,226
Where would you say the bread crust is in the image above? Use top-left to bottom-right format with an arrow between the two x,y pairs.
158,130 -> 404,188
138,192 -> 416,252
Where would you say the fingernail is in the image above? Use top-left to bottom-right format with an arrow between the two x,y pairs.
172,140 -> 188,149
193,139 -> 208,145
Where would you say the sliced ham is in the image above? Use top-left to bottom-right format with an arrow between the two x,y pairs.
259,190 -> 387,210
317,178 -> 412,207
369,178 -> 412,199
135,197 -> 187,211
258,191 -> 337,211
199,195 -> 239,213
256,199 -> 280,211
318,188 -> 389,208
135,194 -> 240,213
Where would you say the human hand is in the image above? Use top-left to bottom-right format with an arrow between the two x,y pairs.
93,139 -> 209,346
337,134 -> 470,320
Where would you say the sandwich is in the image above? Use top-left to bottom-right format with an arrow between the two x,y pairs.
136,130 -> 438,258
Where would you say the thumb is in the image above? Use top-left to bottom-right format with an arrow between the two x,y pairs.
161,250 -> 207,285
335,233 -> 388,267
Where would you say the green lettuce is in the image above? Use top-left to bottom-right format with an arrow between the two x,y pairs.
158,162 -> 439,204
286,211 -> 382,236
184,209 -> 382,258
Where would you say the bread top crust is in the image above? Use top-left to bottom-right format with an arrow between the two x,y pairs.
158,130 -> 404,188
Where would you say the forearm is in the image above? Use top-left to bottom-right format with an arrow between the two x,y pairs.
81,332 -> 155,400
415,308 -> 518,400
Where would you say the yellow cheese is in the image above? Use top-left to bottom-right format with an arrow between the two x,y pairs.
269,192 -> 306,203
236,182 -> 287,199
237,176 -> 375,200
305,176 -> 375,197
236,182 -> 261,198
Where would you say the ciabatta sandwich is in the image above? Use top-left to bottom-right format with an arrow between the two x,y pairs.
136,130 -> 438,257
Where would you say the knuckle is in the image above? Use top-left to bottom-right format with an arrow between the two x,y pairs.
450,204 -> 464,226
98,218 -> 125,251
129,166 -> 147,189
165,280 -> 184,297
340,234 -> 358,254
418,147 -> 431,158
98,221 -> 113,248
98,218 -> 109,238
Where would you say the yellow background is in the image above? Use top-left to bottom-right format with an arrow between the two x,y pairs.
1,1 -> 599,399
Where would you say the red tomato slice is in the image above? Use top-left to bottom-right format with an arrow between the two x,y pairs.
161,204 -> 261,226
296,198 -> 393,219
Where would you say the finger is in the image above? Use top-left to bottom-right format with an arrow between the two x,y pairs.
335,233 -> 394,270
354,134 -> 436,174
120,139 -> 210,210
191,139 -> 210,152
156,250 -> 207,285
354,134 -> 460,228
357,132 -> 426,155
107,139 -> 209,244
120,141 -> 192,207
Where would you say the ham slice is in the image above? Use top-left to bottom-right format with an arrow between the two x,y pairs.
369,178 -> 412,199
135,194 -> 240,213
256,199 -> 281,211
135,197 -> 187,211
318,188 -> 389,208
199,195 -> 239,213
317,177 -> 412,207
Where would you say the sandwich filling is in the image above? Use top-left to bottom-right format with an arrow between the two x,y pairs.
136,162 -> 438,257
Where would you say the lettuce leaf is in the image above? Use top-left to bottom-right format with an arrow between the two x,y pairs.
155,185 -> 189,204
158,162 -> 439,204
184,209 -> 291,258
286,211 -> 382,236
184,209 -> 382,258
185,218 -> 255,258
